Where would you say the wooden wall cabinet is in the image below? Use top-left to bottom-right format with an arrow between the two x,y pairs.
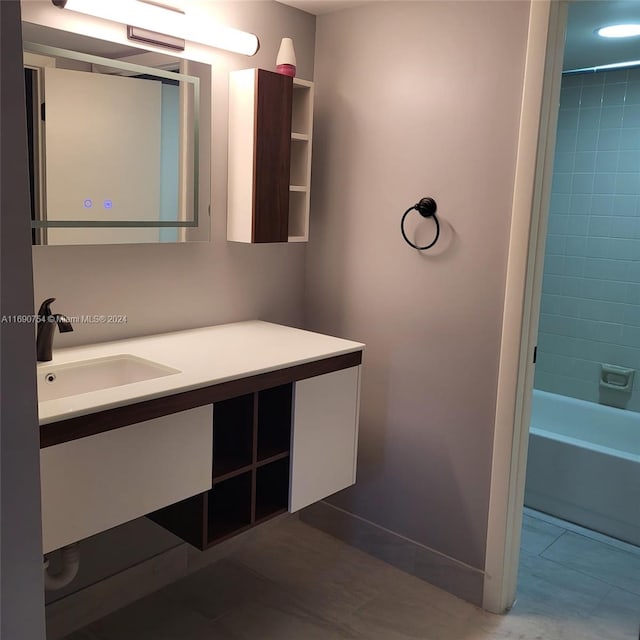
227,69 -> 314,243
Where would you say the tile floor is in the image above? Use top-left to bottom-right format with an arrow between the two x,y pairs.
63,509 -> 639,640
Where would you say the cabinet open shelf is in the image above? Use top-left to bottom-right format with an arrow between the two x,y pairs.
147,493 -> 207,549
212,393 -> 254,479
289,79 -> 312,241
212,464 -> 254,485
255,457 -> 290,522
288,190 -> 309,241
257,384 -> 292,461
150,382 -> 295,549
207,472 -> 252,543
256,451 -> 290,467
290,139 -> 309,186
292,78 -> 313,136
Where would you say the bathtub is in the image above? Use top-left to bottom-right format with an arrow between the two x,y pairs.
524,389 -> 640,547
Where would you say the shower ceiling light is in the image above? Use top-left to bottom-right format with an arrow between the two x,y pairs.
597,24 -> 640,38
51,0 -> 260,56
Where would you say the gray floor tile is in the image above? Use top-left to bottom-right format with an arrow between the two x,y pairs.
230,518 -> 391,621
588,587 -> 640,640
59,632 -> 99,640
61,515 -> 639,640
86,590 -> 228,640
542,530 -> 640,595
340,588 -> 491,640
301,501 -> 419,576
515,550 -> 612,618
480,609 -> 609,640
160,558 -> 276,621
209,597 -> 362,640
525,508 -> 640,557
520,513 -> 565,555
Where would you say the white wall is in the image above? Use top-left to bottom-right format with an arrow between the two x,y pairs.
305,0 -> 530,591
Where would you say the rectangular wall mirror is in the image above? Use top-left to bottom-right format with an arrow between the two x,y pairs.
22,24 -> 211,245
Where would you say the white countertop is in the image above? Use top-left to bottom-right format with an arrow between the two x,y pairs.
37,321 -> 364,426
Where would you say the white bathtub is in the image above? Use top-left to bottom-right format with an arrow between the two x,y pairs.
524,389 -> 640,546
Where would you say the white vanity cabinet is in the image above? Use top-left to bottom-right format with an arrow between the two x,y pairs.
290,366 -> 360,511
38,321 -> 363,553
40,406 -> 213,554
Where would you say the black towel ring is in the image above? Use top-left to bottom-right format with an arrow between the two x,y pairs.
401,197 -> 440,250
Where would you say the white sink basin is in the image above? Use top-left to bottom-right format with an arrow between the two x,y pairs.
37,354 -> 181,402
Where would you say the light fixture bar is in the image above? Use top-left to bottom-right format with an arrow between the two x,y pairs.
127,26 -> 185,51
51,0 -> 260,56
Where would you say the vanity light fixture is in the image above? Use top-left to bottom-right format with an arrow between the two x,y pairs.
51,0 -> 260,56
596,23 -> 640,38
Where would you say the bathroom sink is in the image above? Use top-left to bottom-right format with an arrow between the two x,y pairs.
37,354 -> 181,402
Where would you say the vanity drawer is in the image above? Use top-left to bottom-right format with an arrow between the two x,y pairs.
40,405 -> 213,554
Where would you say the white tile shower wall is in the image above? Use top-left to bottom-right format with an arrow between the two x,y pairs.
536,68 -> 640,411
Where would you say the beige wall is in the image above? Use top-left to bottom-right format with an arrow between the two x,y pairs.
305,1 -> 530,574
25,0 -> 315,346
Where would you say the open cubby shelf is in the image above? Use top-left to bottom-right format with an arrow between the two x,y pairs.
148,493 -> 207,549
256,457 -> 290,522
150,383 -> 293,549
212,393 -> 254,479
257,384 -> 292,461
211,463 -> 254,485
207,471 -> 252,543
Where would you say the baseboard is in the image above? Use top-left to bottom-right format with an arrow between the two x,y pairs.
301,501 -> 485,606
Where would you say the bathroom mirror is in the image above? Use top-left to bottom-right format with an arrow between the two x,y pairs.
22,24 -> 211,245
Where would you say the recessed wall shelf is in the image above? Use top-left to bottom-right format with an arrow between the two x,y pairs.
227,69 -> 314,243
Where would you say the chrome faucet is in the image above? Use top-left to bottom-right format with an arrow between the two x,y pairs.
36,298 -> 73,362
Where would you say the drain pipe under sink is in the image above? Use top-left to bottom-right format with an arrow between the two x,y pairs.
44,543 -> 80,590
